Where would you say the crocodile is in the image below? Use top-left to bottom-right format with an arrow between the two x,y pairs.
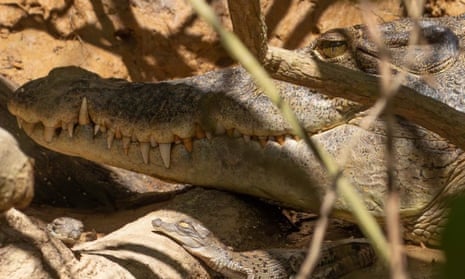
151,211 -> 376,279
7,15 -> 465,247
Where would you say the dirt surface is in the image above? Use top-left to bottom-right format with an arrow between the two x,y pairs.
0,0 -> 407,85
1,0 -> 463,84
0,0 -> 461,278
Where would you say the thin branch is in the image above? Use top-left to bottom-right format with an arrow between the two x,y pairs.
265,47 -> 465,151
296,180 -> 338,279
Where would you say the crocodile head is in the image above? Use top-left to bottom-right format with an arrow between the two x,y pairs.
152,211 -> 296,278
152,211 -> 233,266
8,16 -> 465,246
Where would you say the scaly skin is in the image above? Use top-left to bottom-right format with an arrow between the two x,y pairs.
152,211 -> 376,278
8,16 -> 465,246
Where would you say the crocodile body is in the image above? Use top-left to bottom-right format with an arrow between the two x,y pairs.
7,15 -> 465,246
151,211 -> 376,278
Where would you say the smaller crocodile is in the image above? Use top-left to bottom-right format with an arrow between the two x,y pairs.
151,212 -> 376,278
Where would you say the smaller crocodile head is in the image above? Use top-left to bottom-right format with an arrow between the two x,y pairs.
152,217 -> 210,249
152,211 -> 232,264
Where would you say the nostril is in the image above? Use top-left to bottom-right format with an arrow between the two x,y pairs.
152,218 -> 162,227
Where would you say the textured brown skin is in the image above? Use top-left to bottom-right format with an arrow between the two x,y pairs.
7,16 -> 465,246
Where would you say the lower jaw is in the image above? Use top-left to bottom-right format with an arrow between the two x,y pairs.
25,123 -> 329,212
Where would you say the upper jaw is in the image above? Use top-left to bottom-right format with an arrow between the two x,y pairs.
8,66 -> 361,170
9,92 -> 301,169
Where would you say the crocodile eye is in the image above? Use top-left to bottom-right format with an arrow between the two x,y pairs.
176,220 -> 211,239
176,221 -> 196,235
177,221 -> 194,233
315,31 -> 348,59
318,40 -> 347,58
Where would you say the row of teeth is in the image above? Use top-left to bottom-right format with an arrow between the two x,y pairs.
16,98 -> 302,169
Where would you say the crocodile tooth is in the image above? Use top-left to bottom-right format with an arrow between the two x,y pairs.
275,135 -> 285,145
122,136 -> 131,155
44,126 -> 55,142
285,135 -> 294,143
226,128 -> 241,138
22,121 -> 35,135
78,97 -> 90,125
107,130 -> 115,149
183,138 -> 193,152
115,126 -> 122,139
150,136 -> 158,147
243,135 -> 250,142
258,136 -> 267,147
205,132 -> 212,140
67,122 -> 75,137
159,143 -> 171,168
16,117 -> 22,129
140,142 -> 150,164
195,124 -> 206,139
215,123 -> 225,135
94,125 -> 100,135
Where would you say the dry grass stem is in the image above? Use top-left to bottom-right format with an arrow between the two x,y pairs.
295,181 -> 338,279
